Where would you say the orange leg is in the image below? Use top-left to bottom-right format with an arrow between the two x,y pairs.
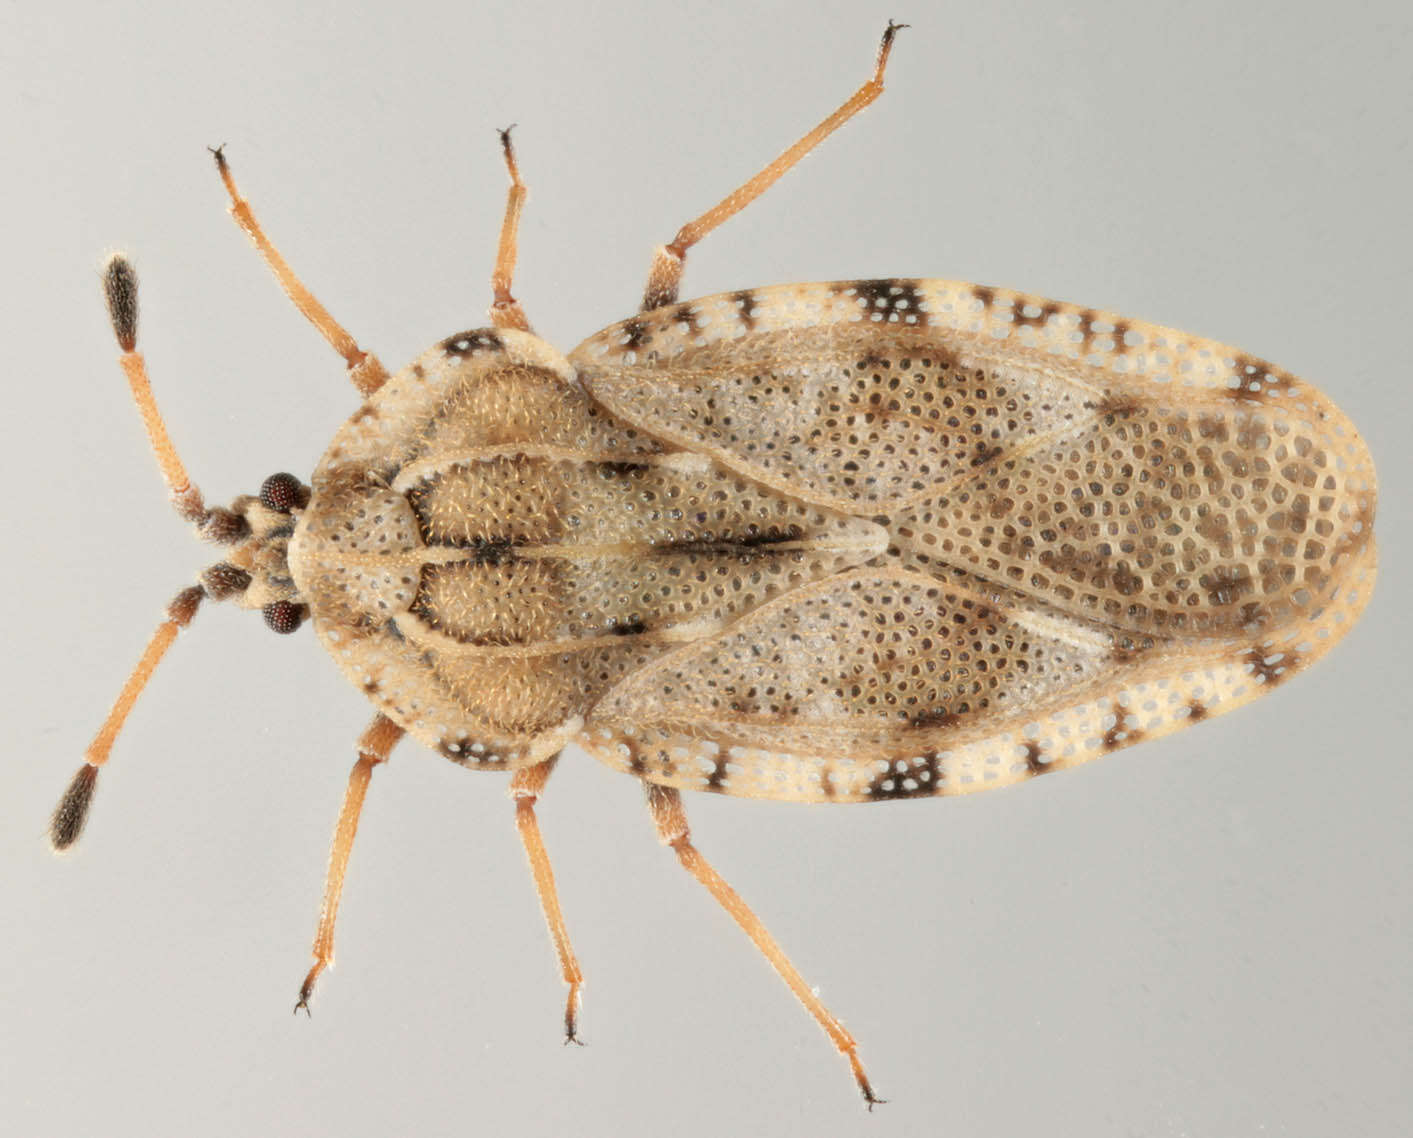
211,147 -> 390,397
296,715 -> 405,1012
644,784 -> 882,1109
510,755 -> 585,1041
641,21 -> 906,311
488,127 -> 532,333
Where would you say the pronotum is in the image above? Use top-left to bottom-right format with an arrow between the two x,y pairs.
51,23 -> 1377,1106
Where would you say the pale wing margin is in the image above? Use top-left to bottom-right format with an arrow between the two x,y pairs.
576,544 -> 1377,803
569,279 -> 1370,515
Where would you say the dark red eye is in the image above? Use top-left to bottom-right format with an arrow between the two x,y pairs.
260,473 -> 308,513
262,600 -> 307,634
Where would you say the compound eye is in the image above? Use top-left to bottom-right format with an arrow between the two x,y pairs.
262,600 -> 307,634
259,472 -> 308,514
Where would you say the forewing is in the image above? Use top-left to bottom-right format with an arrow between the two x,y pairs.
570,281 -> 1377,801
579,545 -> 1375,802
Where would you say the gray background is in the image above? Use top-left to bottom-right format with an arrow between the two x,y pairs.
4,2 -> 1409,1135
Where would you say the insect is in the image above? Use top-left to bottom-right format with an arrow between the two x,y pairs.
51,23 -> 1377,1107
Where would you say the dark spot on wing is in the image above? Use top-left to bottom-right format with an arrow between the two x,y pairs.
620,317 -> 650,350
1014,301 -> 1060,329
1246,647 -> 1299,685
909,708 -> 961,730
731,290 -> 760,331
970,441 -> 1004,468
833,279 -> 930,326
1086,393 -> 1146,419
671,303 -> 700,332
650,523 -> 804,557
705,755 -> 729,791
1076,310 -> 1131,354
598,460 -> 651,477
1200,565 -> 1255,608
1102,700 -> 1144,751
441,329 -> 504,357
1228,353 -> 1274,402
867,753 -> 941,800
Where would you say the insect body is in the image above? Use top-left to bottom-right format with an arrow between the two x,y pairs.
52,24 -> 1377,1107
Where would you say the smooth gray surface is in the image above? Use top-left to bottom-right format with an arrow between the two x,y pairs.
4,2 -> 1409,1135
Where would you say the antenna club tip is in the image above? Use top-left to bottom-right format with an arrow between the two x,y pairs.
103,255 -> 139,352
49,764 -> 99,852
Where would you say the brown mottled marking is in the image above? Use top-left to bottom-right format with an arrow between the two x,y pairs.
909,708 -> 961,730
1102,700 -> 1143,751
1331,500 -> 1376,564
731,289 -> 760,331
1227,353 -> 1273,402
1089,393 -> 1145,418
1246,647 -> 1300,685
971,284 -> 996,309
361,679 -> 381,695
969,441 -> 1004,468
1238,601 -> 1264,630
410,362 -> 426,379
1187,701 -> 1208,722
1200,565 -> 1254,608
833,278 -> 930,326
620,316 -> 650,349
1014,301 -> 1060,329
1194,413 -> 1230,442
1110,564 -> 1144,598
867,753 -> 941,800
705,754 -> 730,791
1075,310 -> 1131,354
819,767 -> 837,800
1076,309 -> 1098,350
1109,634 -> 1152,661
1023,742 -> 1046,775
672,302 -> 700,332
598,460 -> 651,478
350,404 -> 380,424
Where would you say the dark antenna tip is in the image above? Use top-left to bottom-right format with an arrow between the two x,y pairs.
50,764 -> 99,852
103,255 -> 139,352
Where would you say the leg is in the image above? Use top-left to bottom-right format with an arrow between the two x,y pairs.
211,147 -> 390,397
644,784 -> 882,1108
488,127 -> 532,333
641,21 -> 907,311
296,714 -> 405,1012
510,755 -> 584,1040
